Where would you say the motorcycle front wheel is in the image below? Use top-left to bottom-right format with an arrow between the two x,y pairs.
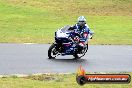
48,43 -> 58,59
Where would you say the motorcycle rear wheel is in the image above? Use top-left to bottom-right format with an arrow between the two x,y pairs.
73,44 -> 88,59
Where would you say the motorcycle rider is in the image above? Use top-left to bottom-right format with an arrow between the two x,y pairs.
69,16 -> 94,53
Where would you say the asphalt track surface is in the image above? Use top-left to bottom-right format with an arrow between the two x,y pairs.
0,43 -> 132,75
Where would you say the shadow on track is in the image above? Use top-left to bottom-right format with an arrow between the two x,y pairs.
48,58 -> 88,63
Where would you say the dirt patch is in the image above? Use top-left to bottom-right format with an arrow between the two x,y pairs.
23,74 -> 64,82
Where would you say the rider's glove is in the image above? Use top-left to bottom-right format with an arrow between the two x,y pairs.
74,36 -> 80,43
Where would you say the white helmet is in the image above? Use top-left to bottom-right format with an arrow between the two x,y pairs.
77,16 -> 86,26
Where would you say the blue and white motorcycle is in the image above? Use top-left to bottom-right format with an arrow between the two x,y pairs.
48,25 -> 91,59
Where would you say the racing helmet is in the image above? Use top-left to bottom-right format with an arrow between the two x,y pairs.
77,16 -> 86,27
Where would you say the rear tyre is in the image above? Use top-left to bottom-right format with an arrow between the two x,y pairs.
73,53 -> 80,59
73,44 -> 88,59
48,43 -> 57,59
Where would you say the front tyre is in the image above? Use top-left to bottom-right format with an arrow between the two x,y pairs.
48,43 -> 58,59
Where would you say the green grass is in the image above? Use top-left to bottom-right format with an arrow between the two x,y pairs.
0,0 -> 132,44
0,73 -> 132,88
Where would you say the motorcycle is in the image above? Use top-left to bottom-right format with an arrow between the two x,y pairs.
48,25 -> 92,59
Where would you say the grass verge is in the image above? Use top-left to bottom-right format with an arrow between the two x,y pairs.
0,73 -> 132,88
